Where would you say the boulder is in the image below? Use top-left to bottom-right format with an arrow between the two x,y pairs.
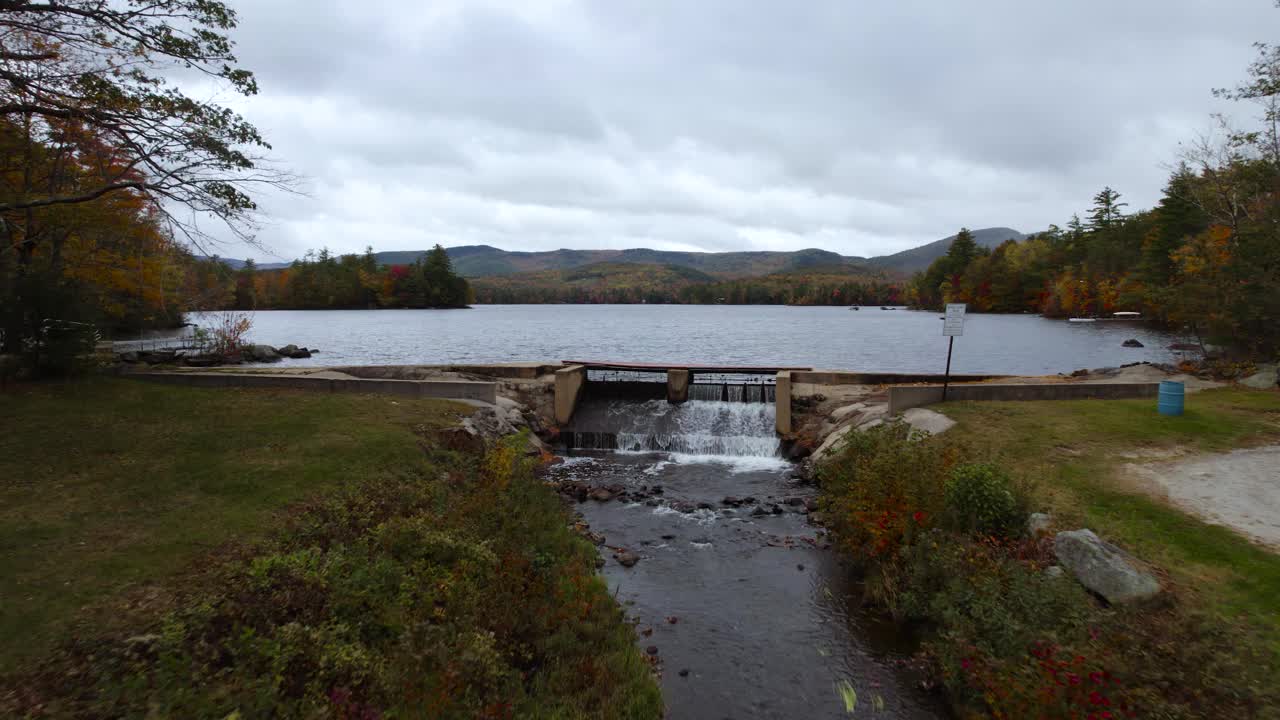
1027,512 -> 1053,536
277,344 -> 312,359
117,350 -> 140,363
1122,339 -> 1144,348
901,408 -> 956,436
138,349 -> 177,364
785,442 -> 812,460
183,354 -> 223,368
242,344 -> 282,362
615,550 -> 640,568
830,403 -> 867,422
813,425 -> 853,460
1241,364 -> 1278,390
855,407 -> 888,428
589,488 -> 615,502
1053,529 -> 1160,604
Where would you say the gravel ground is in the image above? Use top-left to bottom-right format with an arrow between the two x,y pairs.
1128,446 -> 1280,549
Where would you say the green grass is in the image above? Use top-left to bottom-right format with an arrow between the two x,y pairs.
0,378 -> 469,672
0,378 -> 662,718
941,387 -> 1280,646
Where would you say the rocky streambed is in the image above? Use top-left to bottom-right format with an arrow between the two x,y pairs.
546,452 -> 944,719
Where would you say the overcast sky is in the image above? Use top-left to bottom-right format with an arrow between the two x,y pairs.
211,0 -> 1277,262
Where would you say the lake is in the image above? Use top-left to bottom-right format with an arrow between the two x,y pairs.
208,305 -> 1184,374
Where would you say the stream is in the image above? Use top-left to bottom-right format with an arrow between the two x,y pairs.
547,395 -> 946,719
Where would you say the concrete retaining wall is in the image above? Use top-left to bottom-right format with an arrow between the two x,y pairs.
334,363 -> 562,380
791,370 -> 1007,386
667,369 -> 690,404
135,372 -> 497,403
776,371 -> 793,434
555,365 -> 587,425
888,382 -> 1161,414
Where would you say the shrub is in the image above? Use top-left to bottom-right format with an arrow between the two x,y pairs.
8,435 -> 662,719
944,462 -> 1026,539
818,421 -> 955,565
193,310 -> 253,357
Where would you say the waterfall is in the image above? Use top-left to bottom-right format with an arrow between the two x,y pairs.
687,383 -> 776,403
564,396 -> 781,459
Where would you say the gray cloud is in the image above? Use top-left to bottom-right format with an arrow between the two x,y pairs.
213,0 -> 1276,262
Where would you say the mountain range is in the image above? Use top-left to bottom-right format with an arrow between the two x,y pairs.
212,226 -> 1026,278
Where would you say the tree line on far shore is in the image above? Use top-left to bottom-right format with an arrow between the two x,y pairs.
192,245 -> 472,311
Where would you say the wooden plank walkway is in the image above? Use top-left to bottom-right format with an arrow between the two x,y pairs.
563,360 -> 811,374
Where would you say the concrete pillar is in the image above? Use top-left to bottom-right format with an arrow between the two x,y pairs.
555,365 -> 586,425
775,371 -> 792,434
667,369 -> 690,404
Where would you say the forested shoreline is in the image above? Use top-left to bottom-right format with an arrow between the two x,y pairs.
907,45 -> 1280,355
192,245 -> 473,311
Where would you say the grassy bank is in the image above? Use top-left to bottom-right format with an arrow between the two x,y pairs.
0,379 -> 660,718
943,388 -> 1280,643
817,387 -> 1280,718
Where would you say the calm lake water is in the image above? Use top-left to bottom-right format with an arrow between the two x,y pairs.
214,305 -> 1183,374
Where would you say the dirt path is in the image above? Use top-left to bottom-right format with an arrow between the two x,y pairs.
1127,446 -> 1280,550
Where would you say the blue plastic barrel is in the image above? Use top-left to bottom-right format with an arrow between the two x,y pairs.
1158,380 -> 1185,416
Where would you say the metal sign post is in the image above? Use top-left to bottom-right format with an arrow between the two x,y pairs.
942,303 -> 966,401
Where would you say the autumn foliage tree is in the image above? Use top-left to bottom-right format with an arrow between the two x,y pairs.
0,1 -> 289,360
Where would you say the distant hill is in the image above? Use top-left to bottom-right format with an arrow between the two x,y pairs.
471,262 -> 718,304
470,260 -> 897,305
204,226 -> 1024,279
441,245 -> 858,279
866,227 -> 1027,273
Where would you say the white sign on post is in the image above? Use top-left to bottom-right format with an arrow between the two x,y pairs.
943,303 -> 967,336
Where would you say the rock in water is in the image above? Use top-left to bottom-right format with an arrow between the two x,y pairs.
243,344 -> 282,362
615,550 -> 640,567
1053,529 -> 1160,604
1122,339 -> 1144,348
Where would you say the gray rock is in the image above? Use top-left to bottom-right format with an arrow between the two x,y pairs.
277,344 -> 312,359
901,408 -> 956,436
830,403 -> 867,422
1053,529 -> 1160,604
615,550 -> 640,568
138,349 -> 176,364
1045,565 -> 1065,579
1122,339 -> 1144,348
812,424 -> 855,462
1027,512 -> 1053,536
242,344 -> 282,362
1241,364 -> 1278,390
183,354 -> 222,368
